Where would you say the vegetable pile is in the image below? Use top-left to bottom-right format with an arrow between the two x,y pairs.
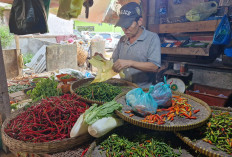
203,110 -> 232,154
8,84 -> 30,93
99,133 -> 181,157
4,94 -> 88,143
84,101 -> 123,125
60,75 -> 74,79
27,76 -> 62,102
125,95 -> 200,125
75,82 -> 122,102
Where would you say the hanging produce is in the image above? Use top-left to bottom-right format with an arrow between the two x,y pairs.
4,94 -> 88,143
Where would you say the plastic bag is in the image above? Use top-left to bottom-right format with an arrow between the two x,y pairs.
89,55 -> 125,83
126,88 -> 158,116
186,1 -> 218,22
150,77 -> 172,108
9,0 -> 48,35
213,14 -> 231,45
57,0 -> 83,20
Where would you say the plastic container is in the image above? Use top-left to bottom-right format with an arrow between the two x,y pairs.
224,47 -> 232,57
186,83 -> 232,107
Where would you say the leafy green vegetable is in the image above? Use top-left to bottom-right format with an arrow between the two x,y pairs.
84,101 -> 122,125
8,84 -> 30,93
75,82 -> 122,102
10,103 -> 18,110
60,75 -> 73,79
27,76 -> 62,102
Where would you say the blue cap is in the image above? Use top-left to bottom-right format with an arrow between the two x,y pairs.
115,2 -> 142,29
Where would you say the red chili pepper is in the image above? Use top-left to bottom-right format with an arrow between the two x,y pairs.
5,94 -> 88,142
81,147 -> 89,157
193,109 -> 200,114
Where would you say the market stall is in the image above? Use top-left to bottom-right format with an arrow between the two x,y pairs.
0,0 -> 232,157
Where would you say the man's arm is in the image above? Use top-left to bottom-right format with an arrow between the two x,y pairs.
113,59 -> 159,73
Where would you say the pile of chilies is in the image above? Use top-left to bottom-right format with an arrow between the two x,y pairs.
140,96 -> 200,125
4,94 -> 88,143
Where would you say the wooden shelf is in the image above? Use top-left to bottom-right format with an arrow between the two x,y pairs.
149,20 -> 221,34
161,46 -> 210,56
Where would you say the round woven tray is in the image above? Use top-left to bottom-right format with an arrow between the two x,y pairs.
1,102 -> 93,154
175,106 -> 232,157
70,78 -> 138,105
84,124 -> 200,157
114,91 -> 212,131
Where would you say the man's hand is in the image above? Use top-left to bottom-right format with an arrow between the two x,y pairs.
113,59 -> 132,73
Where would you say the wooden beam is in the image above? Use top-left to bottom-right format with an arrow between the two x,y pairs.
15,35 -> 22,76
0,0 -> 13,4
161,47 -> 210,56
149,20 -> 221,34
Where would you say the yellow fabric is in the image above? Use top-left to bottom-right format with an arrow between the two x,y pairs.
186,1 -> 218,22
89,55 -> 125,83
57,0 -> 83,20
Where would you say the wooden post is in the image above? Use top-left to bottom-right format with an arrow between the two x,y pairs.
15,35 -> 22,76
0,39 -> 11,153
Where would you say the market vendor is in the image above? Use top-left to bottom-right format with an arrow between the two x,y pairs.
112,2 -> 161,88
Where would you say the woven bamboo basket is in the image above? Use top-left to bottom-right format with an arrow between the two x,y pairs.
70,78 -> 138,105
77,43 -> 88,67
175,106 -> 232,157
84,124 -> 200,157
114,90 -> 212,131
1,102 -> 93,154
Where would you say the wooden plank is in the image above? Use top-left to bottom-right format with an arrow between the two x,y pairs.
0,0 -> 13,3
149,20 -> 221,33
161,47 -> 209,56
141,0 -> 148,28
3,49 -> 18,79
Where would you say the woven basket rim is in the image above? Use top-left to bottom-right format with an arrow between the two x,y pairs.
70,78 -> 139,105
114,90 -> 212,131
175,106 -> 232,157
1,100 -> 92,154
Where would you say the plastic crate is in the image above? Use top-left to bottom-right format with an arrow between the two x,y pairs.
186,83 -> 232,107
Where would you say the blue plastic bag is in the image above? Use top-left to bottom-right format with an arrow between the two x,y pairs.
126,88 -> 158,116
150,77 -> 172,108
